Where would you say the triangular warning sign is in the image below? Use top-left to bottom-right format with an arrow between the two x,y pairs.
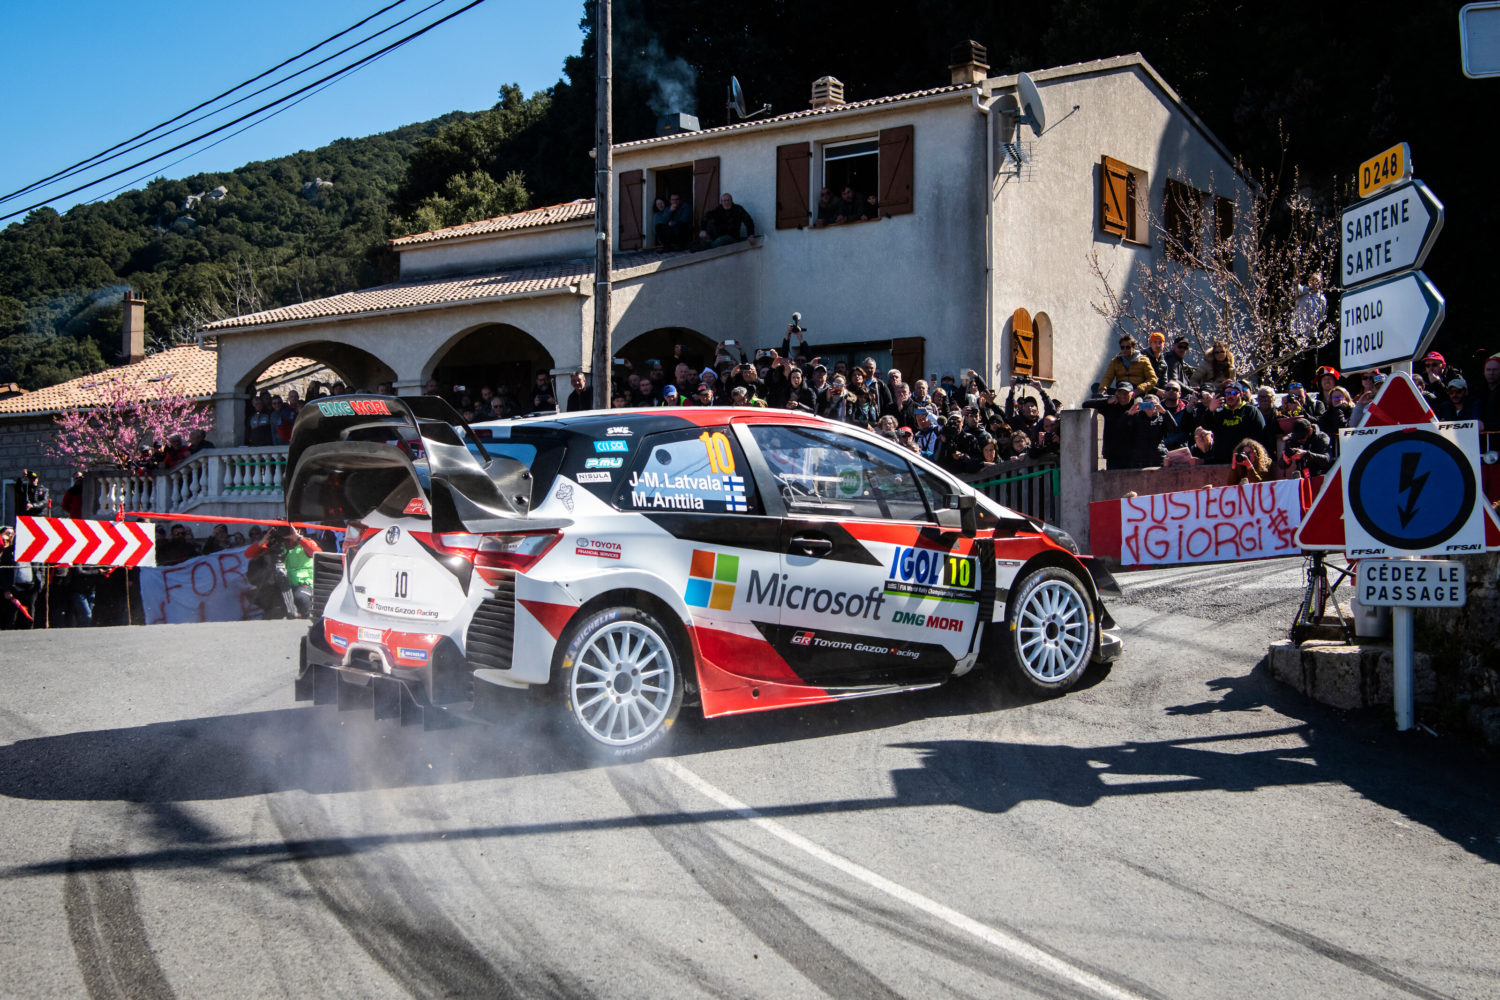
1294,372 -> 1500,550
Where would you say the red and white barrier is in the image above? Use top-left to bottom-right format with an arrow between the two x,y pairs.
15,516 -> 155,567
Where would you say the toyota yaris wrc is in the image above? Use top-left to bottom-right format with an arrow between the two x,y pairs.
286,396 -> 1121,758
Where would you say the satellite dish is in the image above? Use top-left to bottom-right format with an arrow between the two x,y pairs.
1015,72 -> 1046,137
726,75 -> 772,124
729,76 -> 749,118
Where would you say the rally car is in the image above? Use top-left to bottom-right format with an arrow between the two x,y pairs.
286,396 -> 1121,759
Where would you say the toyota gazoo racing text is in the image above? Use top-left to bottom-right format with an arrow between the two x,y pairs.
286,396 -> 1122,758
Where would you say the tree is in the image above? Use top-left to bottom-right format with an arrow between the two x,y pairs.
1089,158 -> 1339,383
42,373 -> 215,475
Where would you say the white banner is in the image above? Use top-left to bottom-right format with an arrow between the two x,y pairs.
138,546 -> 264,624
1119,479 -> 1302,566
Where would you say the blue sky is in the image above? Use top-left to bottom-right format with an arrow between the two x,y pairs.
0,0 -> 584,220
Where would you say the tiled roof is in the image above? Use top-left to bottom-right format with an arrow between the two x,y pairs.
0,346 -> 311,417
612,83 -> 975,150
201,260 -> 592,331
389,199 -> 596,247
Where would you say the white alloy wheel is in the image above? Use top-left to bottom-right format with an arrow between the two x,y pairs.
1004,567 -> 1095,694
560,607 -> 683,757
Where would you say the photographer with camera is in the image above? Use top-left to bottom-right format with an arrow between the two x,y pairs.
781,313 -> 812,362
1229,439 -> 1273,485
1281,418 -> 1332,478
245,524 -> 322,619
1004,375 -> 1057,441
15,469 -> 49,517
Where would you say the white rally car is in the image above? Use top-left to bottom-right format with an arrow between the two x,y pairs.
286,396 -> 1121,758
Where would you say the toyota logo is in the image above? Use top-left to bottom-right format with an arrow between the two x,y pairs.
385,526 -> 401,545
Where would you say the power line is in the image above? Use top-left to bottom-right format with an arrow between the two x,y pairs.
25,0 -> 450,204
0,0 -> 489,224
0,0 -> 415,206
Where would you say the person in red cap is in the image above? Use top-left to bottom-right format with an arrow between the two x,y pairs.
1419,351 -> 1449,394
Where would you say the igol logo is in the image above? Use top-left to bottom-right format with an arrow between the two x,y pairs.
385,526 -> 401,545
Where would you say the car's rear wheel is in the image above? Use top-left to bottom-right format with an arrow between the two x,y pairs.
556,606 -> 683,760
1001,566 -> 1096,695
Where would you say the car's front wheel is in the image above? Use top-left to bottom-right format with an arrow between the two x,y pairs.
555,606 -> 684,760
1001,566 -> 1096,695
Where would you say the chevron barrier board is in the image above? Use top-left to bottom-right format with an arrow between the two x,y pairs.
15,516 -> 156,567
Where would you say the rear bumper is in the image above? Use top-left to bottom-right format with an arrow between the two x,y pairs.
295,623 -> 472,726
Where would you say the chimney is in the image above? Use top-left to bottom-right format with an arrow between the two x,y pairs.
122,290 -> 146,363
949,40 -> 989,84
810,76 -> 845,109
656,112 -> 701,137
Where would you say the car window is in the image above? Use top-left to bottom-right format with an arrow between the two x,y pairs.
746,424 -> 932,522
614,427 -> 761,515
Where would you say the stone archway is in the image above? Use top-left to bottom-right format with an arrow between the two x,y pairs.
423,324 -> 557,416
615,327 -> 718,382
224,341 -> 398,445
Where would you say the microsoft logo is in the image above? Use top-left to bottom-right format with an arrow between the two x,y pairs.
685,549 -> 738,610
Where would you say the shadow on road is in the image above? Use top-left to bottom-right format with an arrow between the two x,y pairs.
3,659 -> 1495,879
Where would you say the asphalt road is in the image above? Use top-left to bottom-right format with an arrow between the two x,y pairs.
1,557 -> 1496,1000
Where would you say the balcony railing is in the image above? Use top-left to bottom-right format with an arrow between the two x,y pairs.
93,445 -> 289,517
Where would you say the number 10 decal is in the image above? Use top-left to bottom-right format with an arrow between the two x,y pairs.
394,570 -> 409,598
699,431 -> 735,475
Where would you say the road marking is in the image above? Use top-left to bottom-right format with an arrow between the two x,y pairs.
655,757 -> 1150,1000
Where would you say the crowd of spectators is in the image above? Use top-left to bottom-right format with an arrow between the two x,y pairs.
1084,333 -> 1500,483
591,320 -> 1059,479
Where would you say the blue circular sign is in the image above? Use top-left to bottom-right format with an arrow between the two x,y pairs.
1348,430 -> 1475,550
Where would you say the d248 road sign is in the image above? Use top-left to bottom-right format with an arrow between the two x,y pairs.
1341,179 -> 1443,286
1339,270 -> 1444,373
1340,421 -> 1485,558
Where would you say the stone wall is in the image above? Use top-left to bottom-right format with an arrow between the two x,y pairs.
0,417 -> 70,518
1415,552 -> 1500,746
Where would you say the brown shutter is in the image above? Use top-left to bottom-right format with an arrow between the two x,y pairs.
878,125 -> 914,216
775,143 -> 811,229
1033,312 -> 1054,380
1100,156 -> 1130,236
619,169 -> 644,250
693,157 -> 720,224
1010,308 -> 1035,377
890,336 -> 925,383
1215,195 -> 1234,267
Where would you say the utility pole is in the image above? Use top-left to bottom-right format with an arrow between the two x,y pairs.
591,0 -> 613,408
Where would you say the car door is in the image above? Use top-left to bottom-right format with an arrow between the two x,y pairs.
741,423 -> 982,688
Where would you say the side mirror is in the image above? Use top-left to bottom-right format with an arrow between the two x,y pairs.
944,493 -> 978,537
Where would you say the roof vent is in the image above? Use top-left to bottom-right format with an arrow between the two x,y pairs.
949,40 -> 989,84
811,76 -> 845,109
656,112 -> 700,137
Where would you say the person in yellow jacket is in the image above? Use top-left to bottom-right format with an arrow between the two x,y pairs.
1095,334 -> 1157,398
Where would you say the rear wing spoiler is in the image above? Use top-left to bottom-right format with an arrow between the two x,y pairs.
284,395 -> 567,533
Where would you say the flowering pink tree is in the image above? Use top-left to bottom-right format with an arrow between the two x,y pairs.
43,373 -> 215,474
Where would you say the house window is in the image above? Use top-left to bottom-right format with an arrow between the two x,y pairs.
777,125 -> 914,229
1010,308 -> 1054,382
823,138 -> 879,203
1100,155 -> 1147,244
1162,179 -> 1233,268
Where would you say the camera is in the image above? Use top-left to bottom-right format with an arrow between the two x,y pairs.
724,339 -> 736,347
1014,374 -> 1031,384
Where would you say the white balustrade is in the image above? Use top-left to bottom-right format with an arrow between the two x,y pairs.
91,445 -> 289,517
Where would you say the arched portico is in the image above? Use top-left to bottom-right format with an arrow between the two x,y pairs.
218,341 -> 397,445
422,324 -> 559,416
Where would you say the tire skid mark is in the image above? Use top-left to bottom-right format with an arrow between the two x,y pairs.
607,765 -> 909,1000
1122,861 -> 1458,1000
268,791 -> 589,1000
65,807 -> 178,1000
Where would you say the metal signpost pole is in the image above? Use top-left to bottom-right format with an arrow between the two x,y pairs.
591,0 -> 613,409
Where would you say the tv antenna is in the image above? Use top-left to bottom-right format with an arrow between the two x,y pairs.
999,71 -> 1048,176
727,76 -> 772,125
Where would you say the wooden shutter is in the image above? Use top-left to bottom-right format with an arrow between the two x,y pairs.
890,336 -> 925,383
619,169 -> 644,250
1033,312 -> 1054,380
1100,156 -> 1130,236
693,157 -> 720,225
1215,195 -> 1234,267
1010,308 -> 1035,377
775,143 -> 810,229
878,125 -> 914,216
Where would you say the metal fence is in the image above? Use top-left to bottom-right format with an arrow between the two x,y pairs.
965,456 -> 1060,524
